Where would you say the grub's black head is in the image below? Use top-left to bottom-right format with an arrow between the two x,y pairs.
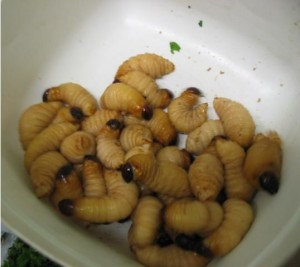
58,199 -> 74,216
141,105 -> 153,121
84,154 -> 99,162
56,164 -> 74,182
70,107 -> 85,121
106,119 -> 123,130
121,163 -> 134,183
259,171 -> 279,194
186,87 -> 204,96
42,88 -> 51,102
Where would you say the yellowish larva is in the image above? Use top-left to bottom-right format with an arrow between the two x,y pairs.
168,87 -> 208,133
43,82 -> 98,116
213,97 -> 255,148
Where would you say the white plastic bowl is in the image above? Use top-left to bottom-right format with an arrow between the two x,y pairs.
2,0 -> 300,266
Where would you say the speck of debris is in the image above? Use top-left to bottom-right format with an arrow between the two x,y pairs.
188,5 -> 191,9
280,83 -> 284,87
159,31 -> 162,34
253,67 -> 257,71
257,98 -> 261,103
170,9 -> 174,12
207,67 -> 212,72
220,71 -> 225,75
188,56 -> 191,60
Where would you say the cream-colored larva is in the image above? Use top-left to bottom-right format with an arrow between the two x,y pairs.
120,124 -> 153,152
122,151 -> 192,198
19,102 -> 63,150
203,198 -> 254,257
51,106 -> 84,124
117,70 -> 173,109
128,196 -> 164,249
244,132 -> 282,194
213,97 -> 255,148
186,120 -> 225,155
100,82 -> 153,120
216,139 -> 255,201
168,87 -> 208,133
82,155 -> 107,197
188,153 -> 224,201
30,151 -> 68,198
24,122 -> 79,172
156,146 -> 193,170
51,164 -> 83,208
58,169 -> 139,223
60,131 -> 96,164
124,109 -> 177,146
164,198 -> 210,235
124,143 -> 155,162
135,245 -> 210,267
115,53 -> 175,79
81,109 -> 123,136
96,119 -> 125,169
43,82 -> 98,116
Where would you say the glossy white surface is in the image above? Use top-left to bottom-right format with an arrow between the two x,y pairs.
2,0 -> 300,266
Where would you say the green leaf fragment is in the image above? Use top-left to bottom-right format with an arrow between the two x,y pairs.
169,41 -> 181,54
198,20 -> 203,27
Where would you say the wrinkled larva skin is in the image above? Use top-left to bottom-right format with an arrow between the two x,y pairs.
96,120 -> 125,170
81,109 -> 123,136
100,83 -> 153,120
213,97 -> 255,148
19,102 -> 63,150
186,120 -> 225,155
115,53 -> 175,79
117,70 -> 173,109
156,194 -> 177,206
60,131 -> 96,164
128,196 -> 164,250
188,153 -> 224,201
51,165 -> 83,208
59,169 -> 139,223
24,122 -> 79,172
82,156 -> 107,197
124,143 -> 156,162
216,139 -> 255,201
30,151 -> 68,198
124,109 -> 177,146
203,198 -> 254,257
164,199 -> 210,235
43,82 -> 98,116
168,88 -> 208,134
124,152 -> 192,198
156,146 -> 193,170
244,132 -> 282,194
120,124 -> 153,152
135,244 -> 210,267
51,106 -> 82,124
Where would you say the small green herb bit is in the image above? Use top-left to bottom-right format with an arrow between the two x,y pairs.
198,20 -> 203,27
3,238 -> 61,267
169,41 -> 181,54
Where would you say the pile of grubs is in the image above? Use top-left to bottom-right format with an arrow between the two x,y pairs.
19,53 -> 282,267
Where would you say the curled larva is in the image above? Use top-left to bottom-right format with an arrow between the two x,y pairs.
164,199 -> 210,235
120,124 -> 153,152
128,196 -> 164,249
82,155 -> 107,197
19,102 -> 63,150
100,83 -> 153,120
203,198 -> 254,257
43,82 -> 97,116
216,139 -> 255,201
115,53 -> 175,79
30,151 -> 68,198
124,143 -> 155,162
51,164 -> 83,207
135,245 -> 210,267
24,122 -> 79,172
188,153 -> 224,201
96,119 -> 125,169
213,97 -> 255,148
244,131 -> 282,194
156,146 -> 193,170
168,87 -> 208,133
186,120 -> 225,155
60,131 -> 96,164
117,70 -> 173,109
124,109 -> 177,146
58,169 -> 139,223
122,151 -> 192,198
81,109 -> 123,136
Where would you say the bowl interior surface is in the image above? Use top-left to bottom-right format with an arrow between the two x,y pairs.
2,0 -> 300,266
